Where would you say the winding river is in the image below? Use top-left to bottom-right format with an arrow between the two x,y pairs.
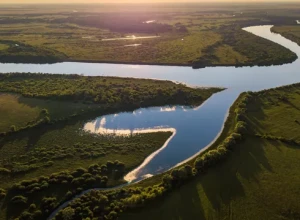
1,25 -> 300,218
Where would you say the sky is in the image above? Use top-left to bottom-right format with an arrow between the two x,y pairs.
0,0 -> 298,4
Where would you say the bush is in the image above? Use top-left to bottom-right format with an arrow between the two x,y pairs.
235,121 -> 248,134
10,125 -> 17,132
41,197 -> 57,212
60,207 -> 75,220
162,174 -> 173,188
44,161 -> 54,167
32,210 -> 42,218
0,188 -> 6,200
41,108 -> 49,115
19,211 -> 32,220
11,195 -> 28,204
29,203 -> 37,212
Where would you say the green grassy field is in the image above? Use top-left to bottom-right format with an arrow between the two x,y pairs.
0,74 -> 221,220
118,83 -> 300,220
0,93 -> 98,133
0,4 -> 298,66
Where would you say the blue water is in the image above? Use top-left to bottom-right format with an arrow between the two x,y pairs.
84,89 -> 239,181
1,25 -> 300,182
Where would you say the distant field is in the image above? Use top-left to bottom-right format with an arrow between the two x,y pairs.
119,83 -> 300,220
0,3 -> 298,66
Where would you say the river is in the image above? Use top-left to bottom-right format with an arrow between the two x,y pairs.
1,25 -> 300,218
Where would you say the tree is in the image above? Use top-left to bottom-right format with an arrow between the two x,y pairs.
61,207 -> 75,220
162,174 -> 173,188
10,125 -> 16,132
29,203 -> 37,212
41,108 -> 49,115
11,195 -> 27,204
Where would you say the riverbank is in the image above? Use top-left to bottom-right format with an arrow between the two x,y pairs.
66,56 -> 299,69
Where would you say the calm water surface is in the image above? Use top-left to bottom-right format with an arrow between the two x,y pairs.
1,25 -> 300,183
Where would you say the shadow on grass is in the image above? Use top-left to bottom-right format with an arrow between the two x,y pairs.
200,137 -> 273,211
122,181 -> 206,220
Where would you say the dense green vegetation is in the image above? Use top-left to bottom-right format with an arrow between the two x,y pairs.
0,73 -> 220,108
52,83 -> 300,220
0,73 -> 220,220
272,25 -> 300,46
0,3 -> 298,66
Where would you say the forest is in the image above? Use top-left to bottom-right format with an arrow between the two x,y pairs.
0,73 -> 221,108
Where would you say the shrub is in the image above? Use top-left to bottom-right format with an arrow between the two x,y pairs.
60,207 -> 75,220
0,188 -> 6,200
72,168 -> 87,177
41,108 -> 49,115
29,203 -> 37,212
32,210 -> 42,218
10,125 -> 17,132
11,195 -> 28,204
65,191 -> 73,198
41,197 -> 57,211
235,121 -> 248,134
19,211 -> 32,220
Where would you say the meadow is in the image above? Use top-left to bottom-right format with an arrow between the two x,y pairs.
0,73 -> 221,220
0,93 -> 97,133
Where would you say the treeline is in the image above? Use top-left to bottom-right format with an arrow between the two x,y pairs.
3,161 -> 126,220
0,73 -> 222,108
0,40 -> 66,64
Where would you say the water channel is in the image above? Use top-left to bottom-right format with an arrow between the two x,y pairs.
1,25 -> 300,218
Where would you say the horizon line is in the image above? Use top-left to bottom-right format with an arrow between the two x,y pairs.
0,1 -> 299,5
